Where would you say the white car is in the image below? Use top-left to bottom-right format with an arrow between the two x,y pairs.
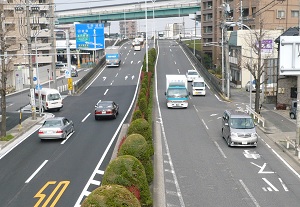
186,70 -> 200,82
245,81 -> 262,92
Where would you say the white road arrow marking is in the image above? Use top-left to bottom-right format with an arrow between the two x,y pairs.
210,114 -> 217,117
103,77 -> 106,81
251,162 -> 275,174
244,150 -> 261,159
262,178 -> 279,191
125,76 -> 128,80
138,60 -> 141,64
131,75 -> 134,80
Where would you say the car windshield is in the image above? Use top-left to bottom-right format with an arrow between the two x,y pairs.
193,82 -> 205,87
167,88 -> 188,97
97,103 -> 112,108
48,93 -> 60,101
188,71 -> 198,75
43,120 -> 61,127
230,118 -> 255,129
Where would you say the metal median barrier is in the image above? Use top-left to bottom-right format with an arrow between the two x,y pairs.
178,41 -> 223,96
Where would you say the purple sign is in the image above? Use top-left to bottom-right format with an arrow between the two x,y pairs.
256,39 -> 273,53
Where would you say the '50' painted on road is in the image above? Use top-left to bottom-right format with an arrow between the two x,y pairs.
34,181 -> 70,207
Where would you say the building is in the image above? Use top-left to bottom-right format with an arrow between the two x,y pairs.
119,20 -> 137,39
201,0 -> 299,70
165,23 -> 183,39
1,0 -> 54,89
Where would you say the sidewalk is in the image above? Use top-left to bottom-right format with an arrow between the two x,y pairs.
230,88 -> 300,167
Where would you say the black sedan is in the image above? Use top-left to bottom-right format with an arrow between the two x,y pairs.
94,101 -> 119,120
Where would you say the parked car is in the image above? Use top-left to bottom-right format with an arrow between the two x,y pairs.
186,69 -> 200,82
222,109 -> 258,147
38,117 -> 74,140
245,80 -> 262,92
95,101 -> 119,120
56,63 -> 77,74
290,100 -> 297,119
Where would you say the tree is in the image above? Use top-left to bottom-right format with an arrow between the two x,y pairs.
0,5 -> 14,137
243,21 -> 273,113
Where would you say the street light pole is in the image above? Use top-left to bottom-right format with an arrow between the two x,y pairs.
194,15 -> 196,56
145,0 -> 149,72
221,26 -> 225,93
34,35 -> 41,116
152,0 -> 156,47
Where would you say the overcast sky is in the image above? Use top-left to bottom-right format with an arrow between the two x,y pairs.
54,0 -> 198,34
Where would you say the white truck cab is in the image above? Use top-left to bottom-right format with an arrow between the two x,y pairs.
192,77 -> 206,96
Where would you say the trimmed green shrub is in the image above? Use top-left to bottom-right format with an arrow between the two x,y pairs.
118,134 -> 153,183
102,155 -> 153,206
132,110 -> 143,121
138,97 -> 147,115
81,184 -> 141,207
127,118 -> 153,155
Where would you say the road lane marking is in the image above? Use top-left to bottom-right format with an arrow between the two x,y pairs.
110,80 -> 114,85
104,89 -> 109,95
82,113 -> 90,122
262,178 -> 279,191
251,162 -> 275,174
177,69 -> 180,74
115,73 -> 118,77
201,119 -> 209,129
25,160 -> 48,183
214,141 -> 227,158
278,178 -> 289,191
239,180 -> 261,207
193,105 -> 198,112
61,131 -> 75,145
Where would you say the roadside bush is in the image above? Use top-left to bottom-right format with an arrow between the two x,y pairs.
102,155 -> 153,206
127,118 -> 153,155
81,184 -> 141,207
132,110 -> 143,121
118,134 -> 153,183
138,98 -> 148,118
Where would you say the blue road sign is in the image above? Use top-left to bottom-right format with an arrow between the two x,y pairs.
35,84 -> 42,90
33,77 -> 37,81
75,23 -> 105,50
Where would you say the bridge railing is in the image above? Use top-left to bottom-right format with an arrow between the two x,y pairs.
56,2 -> 200,18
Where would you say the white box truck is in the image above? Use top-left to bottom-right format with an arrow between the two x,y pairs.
105,46 -> 121,67
165,75 -> 189,108
192,77 -> 206,96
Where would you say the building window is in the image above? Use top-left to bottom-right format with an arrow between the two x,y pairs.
291,10 -> 299,18
277,10 -> 286,19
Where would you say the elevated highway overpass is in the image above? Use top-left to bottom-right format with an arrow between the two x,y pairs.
56,0 -> 200,24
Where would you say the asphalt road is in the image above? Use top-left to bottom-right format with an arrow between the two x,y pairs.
0,41 -> 145,207
156,40 -> 300,207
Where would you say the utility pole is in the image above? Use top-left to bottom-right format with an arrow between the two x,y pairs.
25,0 -> 36,120
296,0 -> 300,156
50,1 -> 57,89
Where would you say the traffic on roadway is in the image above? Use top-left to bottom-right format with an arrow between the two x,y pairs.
1,39 -> 300,207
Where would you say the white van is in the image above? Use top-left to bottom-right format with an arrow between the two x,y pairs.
35,88 -> 63,112
192,77 -> 206,96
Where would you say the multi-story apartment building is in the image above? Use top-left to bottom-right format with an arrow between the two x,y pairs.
201,0 -> 299,70
119,20 -> 137,39
1,0 -> 53,88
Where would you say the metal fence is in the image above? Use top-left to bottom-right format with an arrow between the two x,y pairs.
178,41 -> 223,96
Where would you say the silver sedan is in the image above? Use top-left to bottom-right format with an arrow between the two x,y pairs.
38,117 -> 74,140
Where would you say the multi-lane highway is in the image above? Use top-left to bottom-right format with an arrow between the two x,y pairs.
0,41 -> 144,207
2,39 -> 300,207
156,40 -> 300,207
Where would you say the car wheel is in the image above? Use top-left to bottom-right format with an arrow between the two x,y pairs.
290,113 -> 296,119
227,137 -> 232,147
222,129 -> 224,139
113,113 -> 117,119
63,133 -> 67,139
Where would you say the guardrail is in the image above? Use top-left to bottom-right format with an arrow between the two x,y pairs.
245,105 -> 265,127
283,136 -> 300,159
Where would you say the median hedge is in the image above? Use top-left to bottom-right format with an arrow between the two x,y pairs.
102,155 -> 153,206
81,184 -> 141,207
